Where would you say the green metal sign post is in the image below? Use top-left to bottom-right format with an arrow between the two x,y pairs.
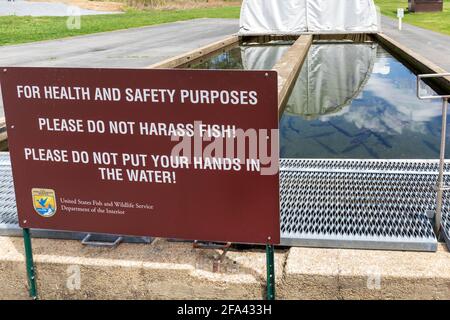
23,228 -> 38,300
265,244 -> 275,300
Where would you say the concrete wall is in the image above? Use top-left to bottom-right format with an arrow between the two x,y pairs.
0,236 -> 449,300
279,246 -> 450,299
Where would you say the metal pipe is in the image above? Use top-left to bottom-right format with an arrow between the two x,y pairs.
435,98 -> 448,236
23,228 -> 38,300
416,73 -> 450,100
416,73 -> 450,237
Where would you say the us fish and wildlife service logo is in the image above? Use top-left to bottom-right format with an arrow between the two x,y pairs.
32,188 -> 57,217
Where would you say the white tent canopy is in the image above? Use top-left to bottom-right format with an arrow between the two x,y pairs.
239,0 -> 380,35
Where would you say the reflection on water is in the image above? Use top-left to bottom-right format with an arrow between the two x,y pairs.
191,46 -> 245,70
191,42 -> 446,159
191,43 -> 292,70
281,43 -> 446,159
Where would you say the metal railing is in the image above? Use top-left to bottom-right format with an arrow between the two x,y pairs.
417,73 -> 450,237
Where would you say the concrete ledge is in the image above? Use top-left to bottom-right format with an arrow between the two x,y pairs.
1,236 -> 449,299
279,245 -> 450,300
0,237 -> 285,300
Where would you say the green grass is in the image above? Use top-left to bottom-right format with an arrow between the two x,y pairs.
3,2 -> 448,46
0,6 -> 240,46
374,0 -> 450,35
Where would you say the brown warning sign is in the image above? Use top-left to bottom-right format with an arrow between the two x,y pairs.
0,67 -> 280,244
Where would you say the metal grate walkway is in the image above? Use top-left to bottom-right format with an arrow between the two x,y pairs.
0,152 -> 150,243
280,159 -> 449,252
1,152 -> 449,251
0,153 -> 20,236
